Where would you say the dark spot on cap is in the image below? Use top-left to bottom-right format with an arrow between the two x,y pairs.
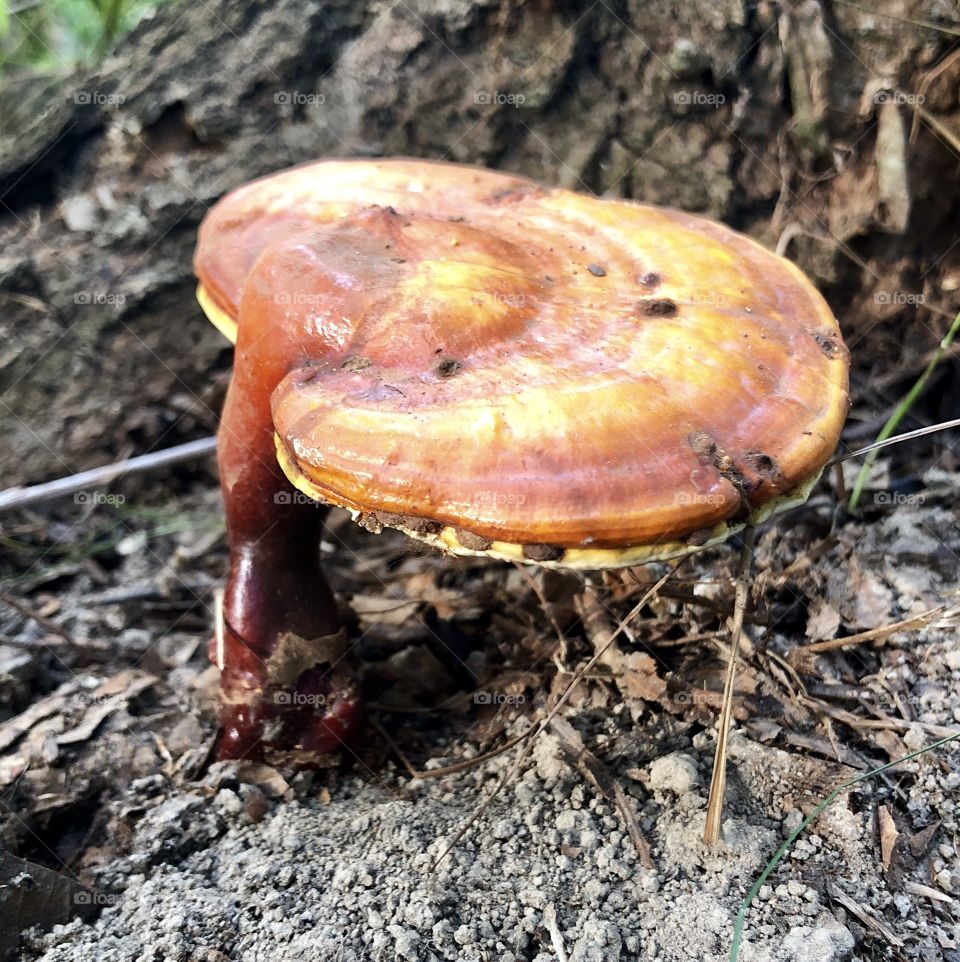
522,543 -> 565,563
812,332 -> 842,357
639,298 -> 678,317
342,355 -> 372,371
737,450 -> 783,492
587,264 -> 607,277
435,358 -> 461,378
297,370 -> 320,386
688,432 -> 755,514
688,431 -> 720,462
739,450 -> 781,480
456,529 -> 494,551
637,272 -> 662,289
377,511 -> 443,537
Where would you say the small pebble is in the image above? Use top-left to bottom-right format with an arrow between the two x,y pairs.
648,753 -> 699,794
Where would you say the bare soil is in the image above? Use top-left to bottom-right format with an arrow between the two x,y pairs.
2,457 -> 958,961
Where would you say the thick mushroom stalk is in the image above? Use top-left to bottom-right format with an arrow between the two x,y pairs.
213,298 -> 361,761
195,159 -> 849,761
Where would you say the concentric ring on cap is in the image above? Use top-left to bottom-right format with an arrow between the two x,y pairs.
195,159 -> 849,566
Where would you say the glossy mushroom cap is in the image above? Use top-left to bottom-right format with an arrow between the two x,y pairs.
196,159 -> 849,568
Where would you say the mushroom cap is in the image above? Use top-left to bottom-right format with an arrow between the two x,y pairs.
195,159 -> 849,568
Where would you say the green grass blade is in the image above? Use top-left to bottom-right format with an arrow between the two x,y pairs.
849,310 -> 960,510
729,731 -> 960,961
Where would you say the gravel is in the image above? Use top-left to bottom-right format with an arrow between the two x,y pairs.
19,711 -> 960,962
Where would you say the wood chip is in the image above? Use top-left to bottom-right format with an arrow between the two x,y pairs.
542,903 -> 570,962
829,884 -> 905,947
903,880 -> 954,904
877,804 -> 899,870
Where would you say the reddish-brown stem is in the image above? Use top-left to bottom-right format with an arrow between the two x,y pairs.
213,274 -> 362,761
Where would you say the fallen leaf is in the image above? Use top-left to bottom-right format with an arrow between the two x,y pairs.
619,653 -> 668,702
58,672 -> 157,745
909,821 -> 941,859
0,680 -> 83,753
805,599 -> 841,641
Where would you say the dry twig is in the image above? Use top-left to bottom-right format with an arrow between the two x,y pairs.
802,595 -> 957,653
0,437 -> 217,513
704,528 -> 755,846
550,713 -> 654,868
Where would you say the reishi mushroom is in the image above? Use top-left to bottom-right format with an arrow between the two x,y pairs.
194,158 -> 849,763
